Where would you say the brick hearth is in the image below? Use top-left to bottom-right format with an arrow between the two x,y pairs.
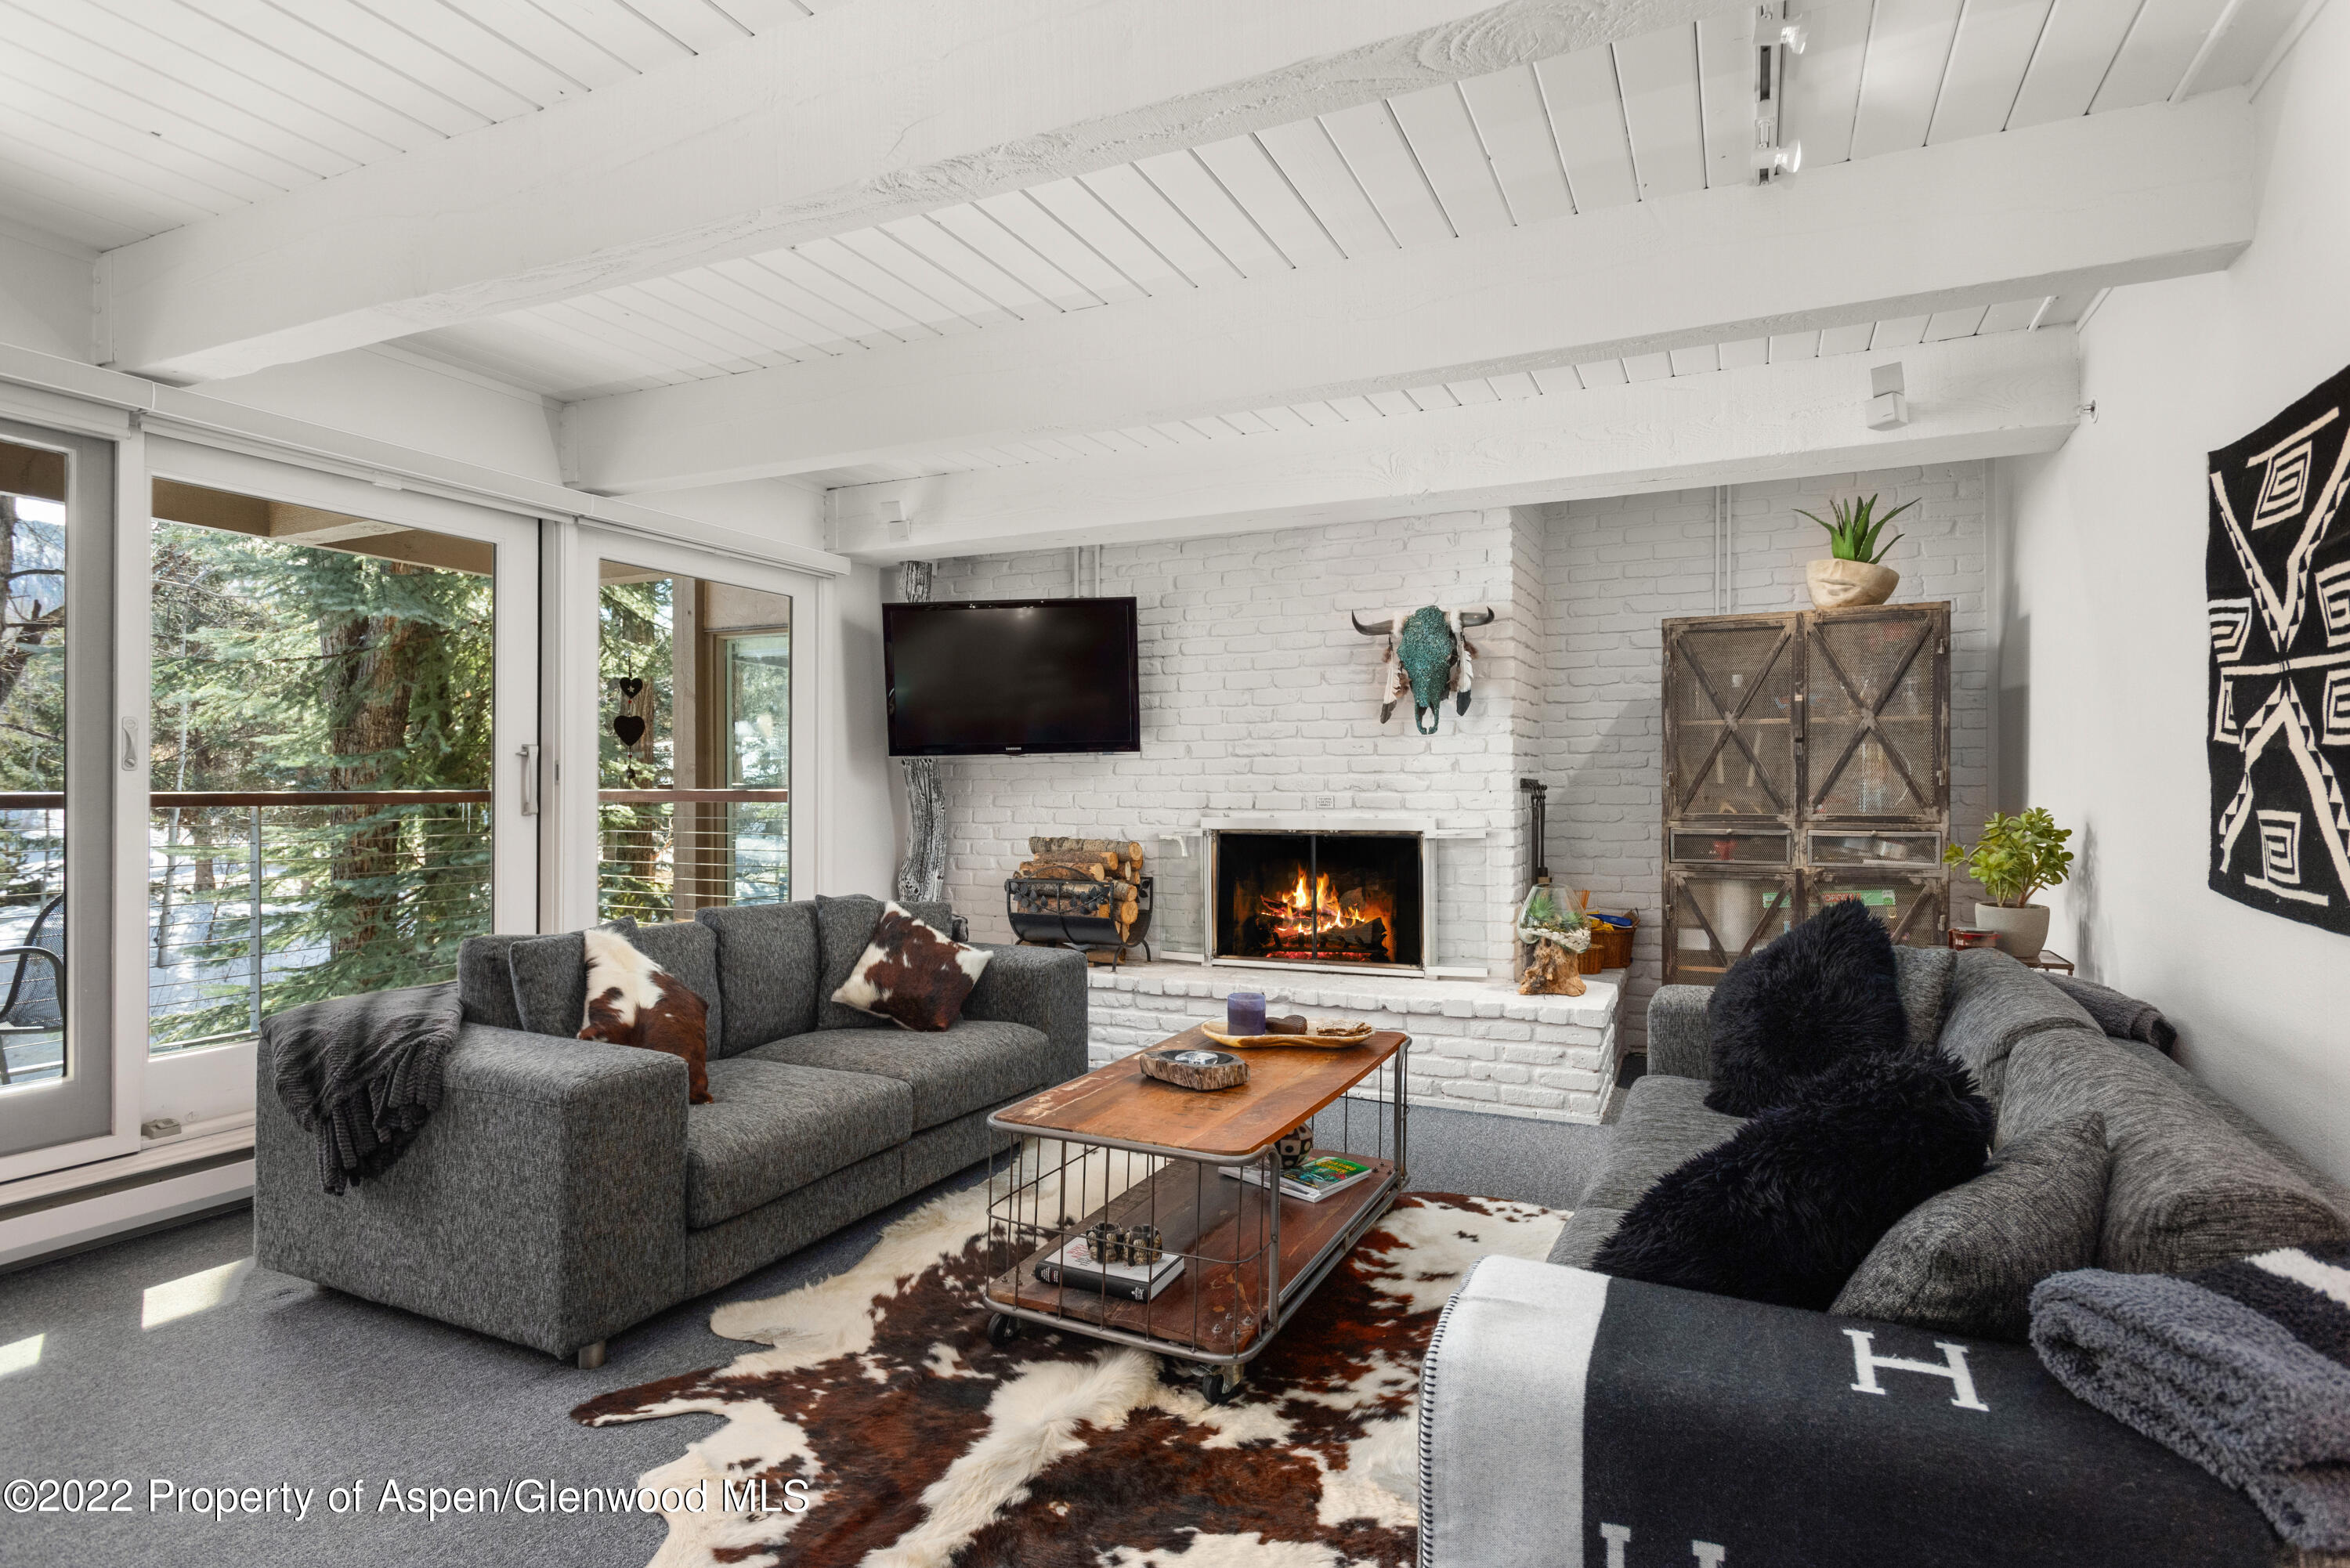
1084,961 -> 1625,1125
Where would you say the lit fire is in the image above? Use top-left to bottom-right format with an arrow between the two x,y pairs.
1258,869 -> 1394,959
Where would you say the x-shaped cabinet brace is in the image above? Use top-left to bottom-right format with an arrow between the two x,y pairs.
1676,627 -> 1793,815
1806,620 -> 1937,811
1676,879 -> 1792,969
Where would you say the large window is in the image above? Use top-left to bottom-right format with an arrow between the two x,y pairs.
145,482 -> 497,1051
597,566 -> 790,923
0,439 -> 67,1087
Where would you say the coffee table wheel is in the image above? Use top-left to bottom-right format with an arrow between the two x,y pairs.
1197,1365 -> 1243,1405
986,1312 -> 1021,1346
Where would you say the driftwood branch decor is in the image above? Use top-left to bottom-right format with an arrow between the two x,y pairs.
893,561 -> 947,905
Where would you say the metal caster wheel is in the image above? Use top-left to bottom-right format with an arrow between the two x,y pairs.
1197,1367 -> 1243,1406
986,1312 -> 1021,1346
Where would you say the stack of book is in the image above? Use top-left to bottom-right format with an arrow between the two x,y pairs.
1220,1153 -> 1379,1204
1032,1236 -> 1185,1302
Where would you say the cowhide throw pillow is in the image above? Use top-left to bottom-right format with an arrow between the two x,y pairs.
580,927 -> 713,1104
830,901 -> 990,1032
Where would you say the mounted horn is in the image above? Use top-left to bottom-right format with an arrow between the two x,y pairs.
1350,612 -> 1395,636
1455,607 -> 1496,627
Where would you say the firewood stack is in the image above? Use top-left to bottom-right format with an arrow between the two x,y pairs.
1011,836 -> 1147,946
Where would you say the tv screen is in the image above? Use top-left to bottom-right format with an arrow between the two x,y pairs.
884,598 -> 1141,756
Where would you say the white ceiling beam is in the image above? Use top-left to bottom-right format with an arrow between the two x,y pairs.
822,327 -> 2082,561
566,91 -> 2251,494
97,0 -> 1727,385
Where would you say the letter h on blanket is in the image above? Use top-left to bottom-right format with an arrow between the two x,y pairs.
1846,1328 -> 1991,1411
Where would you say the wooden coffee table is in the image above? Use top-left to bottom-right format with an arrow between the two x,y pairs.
982,1024 -> 1409,1403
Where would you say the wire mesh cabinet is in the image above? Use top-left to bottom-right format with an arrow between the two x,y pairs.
1662,602 -> 1951,985
982,1029 -> 1408,1404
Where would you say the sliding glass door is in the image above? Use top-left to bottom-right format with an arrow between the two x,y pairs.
559,530 -> 815,931
0,418 -> 118,1168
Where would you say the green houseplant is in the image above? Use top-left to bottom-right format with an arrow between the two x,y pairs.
1798,493 -> 1918,609
1944,807 -> 2074,960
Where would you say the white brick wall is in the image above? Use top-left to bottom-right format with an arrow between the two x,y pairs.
1539,463 -> 1993,1049
913,461 -> 1993,1083
925,510 -> 1534,973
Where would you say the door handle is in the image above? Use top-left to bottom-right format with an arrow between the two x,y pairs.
121,717 -> 139,771
518,743 -> 541,816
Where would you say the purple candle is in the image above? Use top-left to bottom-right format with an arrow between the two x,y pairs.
1226,991 -> 1267,1035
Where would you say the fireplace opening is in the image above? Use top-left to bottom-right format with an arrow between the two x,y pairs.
1213,831 -> 1424,969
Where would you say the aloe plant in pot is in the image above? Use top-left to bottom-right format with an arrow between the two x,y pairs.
1944,807 -> 2074,960
1799,493 -> 1918,609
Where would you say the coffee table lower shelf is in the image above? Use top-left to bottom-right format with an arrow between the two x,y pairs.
982,1154 -> 1399,1364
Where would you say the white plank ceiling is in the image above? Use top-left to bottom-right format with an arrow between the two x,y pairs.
0,0 -> 819,249
367,0 -> 2272,486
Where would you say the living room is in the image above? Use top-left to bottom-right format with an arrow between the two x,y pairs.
2,2 -> 2347,1565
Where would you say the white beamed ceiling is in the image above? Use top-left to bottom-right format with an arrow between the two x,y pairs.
375,0 -> 2290,485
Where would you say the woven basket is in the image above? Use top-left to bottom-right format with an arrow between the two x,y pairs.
1589,912 -> 1638,970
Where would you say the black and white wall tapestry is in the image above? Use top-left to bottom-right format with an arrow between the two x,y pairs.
2208,361 -> 2350,934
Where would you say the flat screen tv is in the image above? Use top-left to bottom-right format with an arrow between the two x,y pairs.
884,597 -> 1141,756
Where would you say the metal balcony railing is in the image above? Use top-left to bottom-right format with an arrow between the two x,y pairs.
597,788 -> 789,925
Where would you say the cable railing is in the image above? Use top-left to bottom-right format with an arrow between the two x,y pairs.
0,790 -> 492,1083
598,788 -> 789,925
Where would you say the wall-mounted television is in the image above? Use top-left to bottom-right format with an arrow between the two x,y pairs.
884,597 -> 1141,756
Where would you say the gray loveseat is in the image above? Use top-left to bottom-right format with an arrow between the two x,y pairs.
255,895 -> 1086,1364
1419,948 -> 2350,1567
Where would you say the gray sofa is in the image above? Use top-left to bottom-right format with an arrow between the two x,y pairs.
1419,948 -> 2350,1567
255,895 -> 1086,1364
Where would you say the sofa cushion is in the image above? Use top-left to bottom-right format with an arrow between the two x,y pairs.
685,1057 -> 912,1229
1582,1074 -> 1747,1212
508,920 -> 710,1042
1593,1049 -> 1994,1310
1893,943 -> 1957,1050
747,1018 -> 1054,1129
812,894 -> 953,1031
465,921 -> 634,1032
830,901 -> 990,1031
1547,1205 -> 1629,1269
696,901 -> 821,1055
1937,947 -> 2101,1107
2000,1031 -> 2349,1274
1832,1111 -> 2109,1341
1705,898 -> 1909,1116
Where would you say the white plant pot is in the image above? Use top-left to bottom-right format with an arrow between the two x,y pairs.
1806,558 -> 1900,609
1972,902 -> 2052,962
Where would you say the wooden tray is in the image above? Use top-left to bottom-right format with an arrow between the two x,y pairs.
1199,1023 -> 1374,1050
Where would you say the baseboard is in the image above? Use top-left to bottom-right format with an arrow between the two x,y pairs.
0,1158 -> 255,1273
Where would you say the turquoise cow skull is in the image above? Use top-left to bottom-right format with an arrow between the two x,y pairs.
1355,605 -> 1495,734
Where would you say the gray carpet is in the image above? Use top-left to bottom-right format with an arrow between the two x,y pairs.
2,1102 -> 1607,1568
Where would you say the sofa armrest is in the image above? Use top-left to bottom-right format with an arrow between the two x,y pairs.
964,943 -> 1089,1083
1418,1256 -> 2276,1568
255,1022 -> 689,1358
1643,985 -> 1712,1080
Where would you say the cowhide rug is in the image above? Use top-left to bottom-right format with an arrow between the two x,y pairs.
573,1166 -> 1566,1568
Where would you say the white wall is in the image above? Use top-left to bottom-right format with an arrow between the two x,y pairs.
922,514 -> 1534,970
2002,0 -> 2350,1185
1540,464 -> 1994,1046
822,563 -> 901,897
0,222 -> 92,363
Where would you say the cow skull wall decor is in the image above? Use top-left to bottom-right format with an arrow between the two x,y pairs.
1353,605 -> 1495,734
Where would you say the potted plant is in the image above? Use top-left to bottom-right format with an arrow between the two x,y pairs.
1943,808 -> 2074,961
1799,493 -> 1917,609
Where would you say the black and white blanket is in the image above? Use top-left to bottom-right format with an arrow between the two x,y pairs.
1420,1256 -> 2280,1568
266,981 -> 462,1195
2032,1244 -> 2350,1551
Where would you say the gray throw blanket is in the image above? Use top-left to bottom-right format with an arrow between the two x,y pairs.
2030,1243 -> 2350,1549
266,981 -> 462,1196
2048,973 -> 2179,1053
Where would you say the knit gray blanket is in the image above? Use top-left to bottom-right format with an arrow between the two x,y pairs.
2030,1244 -> 2350,1549
2047,973 -> 2179,1053
266,981 -> 462,1196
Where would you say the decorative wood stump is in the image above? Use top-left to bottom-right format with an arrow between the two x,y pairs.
1518,940 -> 1587,996
1140,1047 -> 1250,1091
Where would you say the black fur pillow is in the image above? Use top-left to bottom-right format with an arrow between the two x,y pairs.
1705,897 -> 1907,1116
1592,1050 -> 1994,1310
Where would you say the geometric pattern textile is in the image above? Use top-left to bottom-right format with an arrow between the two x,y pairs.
2208,361 -> 2350,934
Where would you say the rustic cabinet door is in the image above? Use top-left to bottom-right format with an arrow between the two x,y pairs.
1664,869 -> 1800,983
1801,607 -> 1947,822
1663,616 -> 1801,825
